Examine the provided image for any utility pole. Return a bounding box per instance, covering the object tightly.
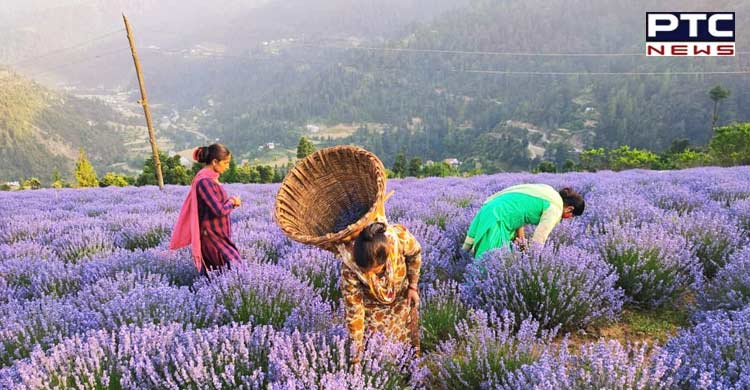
[123,13,164,190]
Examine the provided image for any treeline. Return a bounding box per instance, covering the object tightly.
[1,150,289,191]
[383,122,750,178]
[536,122,749,173]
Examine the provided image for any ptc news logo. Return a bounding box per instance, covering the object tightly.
[646,12,735,56]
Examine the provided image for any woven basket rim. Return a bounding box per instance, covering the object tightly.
[273,145,386,251]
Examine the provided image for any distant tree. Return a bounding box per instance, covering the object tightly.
[273,165,286,183]
[608,145,659,171]
[535,161,557,173]
[296,137,316,159]
[236,162,258,183]
[258,165,275,183]
[74,148,99,187]
[667,138,691,155]
[22,177,42,190]
[407,157,422,177]
[138,153,191,186]
[100,172,129,187]
[0,184,11,191]
[578,148,608,172]
[51,169,68,188]
[192,162,203,176]
[671,149,710,169]
[709,123,750,166]
[221,158,238,183]
[562,159,576,172]
[423,162,459,177]
[392,152,407,178]
[709,85,731,130]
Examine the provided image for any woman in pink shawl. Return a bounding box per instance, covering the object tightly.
[170,143,242,274]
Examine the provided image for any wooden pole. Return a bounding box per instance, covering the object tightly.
[123,13,164,190]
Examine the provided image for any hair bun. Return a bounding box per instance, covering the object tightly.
[193,147,204,162]
[559,187,572,197]
[362,222,386,240]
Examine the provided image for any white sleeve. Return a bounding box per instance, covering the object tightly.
[531,205,562,245]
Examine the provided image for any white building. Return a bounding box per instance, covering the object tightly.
[443,158,461,167]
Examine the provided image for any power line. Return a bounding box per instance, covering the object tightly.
[8,29,124,66]
[454,69,750,76]
[27,48,128,77]
[300,43,750,57]
[141,46,750,77]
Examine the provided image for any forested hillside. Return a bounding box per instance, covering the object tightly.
[0,68,129,181]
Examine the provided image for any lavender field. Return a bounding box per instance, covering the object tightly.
[1,167,749,389]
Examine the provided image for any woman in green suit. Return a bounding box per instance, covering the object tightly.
[462,184,585,259]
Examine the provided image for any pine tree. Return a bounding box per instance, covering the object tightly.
[74,148,99,187]
[407,157,422,177]
[296,136,316,159]
[100,172,129,187]
[392,153,407,178]
[709,85,731,130]
[51,169,65,189]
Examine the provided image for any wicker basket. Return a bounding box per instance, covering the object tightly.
[274,145,389,252]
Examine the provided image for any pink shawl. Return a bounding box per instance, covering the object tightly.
[169,167,219,271]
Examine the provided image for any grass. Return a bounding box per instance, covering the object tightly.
[568,305,690,348]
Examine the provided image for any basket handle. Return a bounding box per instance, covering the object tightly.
[374,190,394,222]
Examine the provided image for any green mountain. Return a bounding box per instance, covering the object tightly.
[0,68,130,182]
[160,0,749,171]
[8,0,747,173]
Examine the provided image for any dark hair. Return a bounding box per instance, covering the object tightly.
[193,143,231,164]
[559,187,585,216]
[353,222,389,271]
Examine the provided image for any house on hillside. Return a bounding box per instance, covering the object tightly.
[4,181,20,190]
[443,158,461,167]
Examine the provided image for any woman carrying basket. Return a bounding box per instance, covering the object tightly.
[274,145,423,360]
[337,220,422,360]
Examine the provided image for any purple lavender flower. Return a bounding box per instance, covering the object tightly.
[420,281,469,352]
[508,340,675,389]
[269,330,417,389]
[463,245,623,330]
[194,263,334,332]
[0,257,81,303]
[661,306,750,389]
[424,309,555,389]
[675,210,744,279]
[594,222,703,308]
[79,248,198,287]
[699,247,750,311]
[2,323,275,389]
[277,244,341,304]
[400,219,469,286]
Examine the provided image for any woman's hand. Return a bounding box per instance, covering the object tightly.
[407,285,420,308]
[229,196,242,208]
[514,236,527,252]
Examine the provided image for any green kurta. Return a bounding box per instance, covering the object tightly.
[463,184,564,259]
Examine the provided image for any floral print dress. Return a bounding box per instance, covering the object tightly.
[340,224,422,355]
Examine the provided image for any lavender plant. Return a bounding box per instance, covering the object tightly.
[595,222,702,308]
[419,281,469,352]
[424,309,555,389]
[462,245,623,331]
[699,247,750,311]
[269,330,417,390]
[660,307,750,389]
